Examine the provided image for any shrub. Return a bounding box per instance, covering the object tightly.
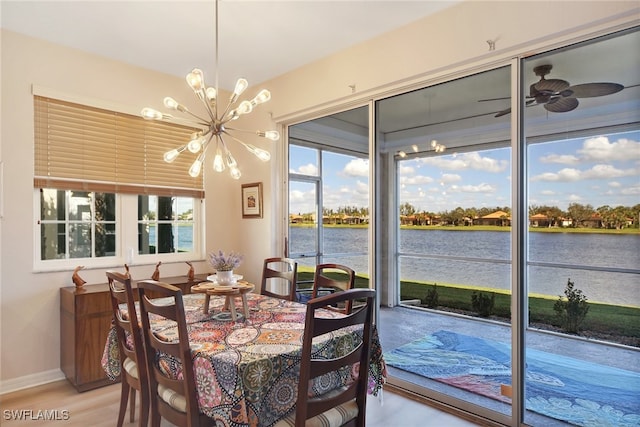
[554,278,589,333]
[424,284,439,308]
[471,291,495,317]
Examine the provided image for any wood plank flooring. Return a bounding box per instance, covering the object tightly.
[1,380,480,426]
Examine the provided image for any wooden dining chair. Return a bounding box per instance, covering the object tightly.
[106,270,150,427]
[137,280,215,427]
[277,288,376,427]
[260,257,298,301]
[311,263,356,314]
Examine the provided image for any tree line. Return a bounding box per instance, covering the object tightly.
[294,203,640,229]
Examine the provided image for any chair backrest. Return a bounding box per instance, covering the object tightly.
[295,288,376,427]
[137,280,203,427]
[260,257,298,301]
[106,270,148,387]
[311,263,356,314]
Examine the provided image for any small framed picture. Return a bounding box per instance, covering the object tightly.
[241,182,263,218]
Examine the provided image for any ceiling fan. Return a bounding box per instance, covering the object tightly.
[482,64,625,117]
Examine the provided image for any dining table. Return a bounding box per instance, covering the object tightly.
[101,289,386,427]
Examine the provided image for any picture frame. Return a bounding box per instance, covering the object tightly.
[241,182,263,218]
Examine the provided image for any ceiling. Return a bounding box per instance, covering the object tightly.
[0,0,459,91]
[294,28,640,155]
[3,1,638,153]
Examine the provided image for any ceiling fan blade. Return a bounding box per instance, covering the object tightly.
[535,78,570,93]
[493,100,536,117]
[478,96,510,102]
[494,108,511,117]
[566,82,624,98]
[544,97,579,113]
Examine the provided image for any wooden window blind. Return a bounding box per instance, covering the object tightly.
[34,95,204,198]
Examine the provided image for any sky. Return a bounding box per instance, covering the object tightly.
[289,129,640,215]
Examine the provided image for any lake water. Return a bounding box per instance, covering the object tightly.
[290,227,640,306]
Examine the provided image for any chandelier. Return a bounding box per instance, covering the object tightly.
[140,0,279,179]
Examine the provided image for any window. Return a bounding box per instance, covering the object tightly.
[138,195,195,255]
[288,106,370,280]
[40,189,116,260]
[33,94,204,270]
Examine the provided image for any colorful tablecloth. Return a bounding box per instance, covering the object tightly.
[101,293,386,427]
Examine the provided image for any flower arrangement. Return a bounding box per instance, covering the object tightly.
[208,250,243,272]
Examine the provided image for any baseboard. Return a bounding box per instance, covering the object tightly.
[0,369,65,395]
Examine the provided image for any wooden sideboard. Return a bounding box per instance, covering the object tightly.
[60,274,209,392]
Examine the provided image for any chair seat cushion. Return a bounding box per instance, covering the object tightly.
[274,399,358,427]
[122,357,139,379]
[158,383,187,413]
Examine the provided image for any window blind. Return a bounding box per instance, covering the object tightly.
[34,96,204,198]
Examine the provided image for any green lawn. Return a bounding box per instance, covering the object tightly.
[296,269,640,346]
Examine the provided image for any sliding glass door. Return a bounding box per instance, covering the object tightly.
[282,26,638,427]
[376,66,515,422]
[523,28,640,426]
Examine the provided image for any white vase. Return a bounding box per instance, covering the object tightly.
[216,270,234,285]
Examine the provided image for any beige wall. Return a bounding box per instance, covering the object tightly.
[1,0,638,392]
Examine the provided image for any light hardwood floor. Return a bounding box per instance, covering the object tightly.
[1,380,480,426]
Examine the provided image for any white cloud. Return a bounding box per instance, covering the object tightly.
[440,173,461,183]
[621,185,640,195]
[581,164,637,179]
[322,179,369,209]
[608,181,621,188]
[289,189,316,214]
[450,183,496,193]
[531,165,637,182]
[296,163,318,175]
[342,158,369,177]
[400,175,434,185]
[399,164,415,175]
[531,168,581,182]
[540,154,580,165]
[578,136,640,162]
[355,180,369,194]
[420,152,508,173]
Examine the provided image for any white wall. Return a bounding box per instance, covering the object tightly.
[1,0,638,392]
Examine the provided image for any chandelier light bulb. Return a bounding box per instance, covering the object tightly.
[163,97,179,110]
[251,89,271,105]
[213,144,225,172]
[141,107,164,120]
[398,151,407,158]
[186,69,205,92]
[188,155,204,177]
[225,150,238,168]
[187,134,204,153]
[164,145,187,163]
[246,144,271,162]
[431,139,438,148]
[229,166,241,180]
[258,130,280,141]
[205,87,217,101]
[227,110,240,121]
[233,78,249,98]
[237,100,253,115]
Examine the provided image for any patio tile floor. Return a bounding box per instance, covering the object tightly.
[378,305,639,426]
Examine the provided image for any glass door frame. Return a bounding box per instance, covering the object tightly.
[277,23,636,427]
